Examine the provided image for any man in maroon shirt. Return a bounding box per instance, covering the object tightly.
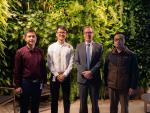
[13,29,47,113]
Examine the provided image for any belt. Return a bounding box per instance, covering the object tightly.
[31,79,40,83]
[23,79,40,83]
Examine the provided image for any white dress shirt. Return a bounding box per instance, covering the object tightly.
[47,41,74,78]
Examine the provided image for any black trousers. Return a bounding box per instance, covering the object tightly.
[79,82,100,113]
[108,88,129,113]
[50,76,70,113]
[20,79,42,113]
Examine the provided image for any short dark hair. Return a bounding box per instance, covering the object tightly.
[56,25,67,32]
[83,26,92,32]
[114,32,128,40]
[24,29,36,37]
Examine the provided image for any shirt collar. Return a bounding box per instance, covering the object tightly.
[112,46,128,54]
[25,45,36,52]
[56,41,67,46]
[85,41,93,46]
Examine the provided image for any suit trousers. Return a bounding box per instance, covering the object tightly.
[108,88,129,113]
[79,81,100,113]
[20,79,42,113]
[50,76,70,113]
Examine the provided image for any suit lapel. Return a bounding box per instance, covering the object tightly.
[91,42,96,64]
[82,43,87,65]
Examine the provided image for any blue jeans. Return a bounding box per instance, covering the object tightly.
[20,79,42,113]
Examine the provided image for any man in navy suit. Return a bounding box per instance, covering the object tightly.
[75,26,103,113]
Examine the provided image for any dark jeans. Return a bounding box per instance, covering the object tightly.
[108,88,129,113]
[79,82,100,113]
[50,76,70,113]
[20,79,42,113]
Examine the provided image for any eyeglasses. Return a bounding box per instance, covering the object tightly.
[84,32,93,34]
[114,38,124,42]
[57,32,66,34]
[27,35,36,38]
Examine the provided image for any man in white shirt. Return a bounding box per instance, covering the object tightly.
[47,26,74,113]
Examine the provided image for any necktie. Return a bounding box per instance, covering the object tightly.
[86,44,91,69]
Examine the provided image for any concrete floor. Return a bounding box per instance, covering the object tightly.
[41,99,147,113]
[0,99,148,113]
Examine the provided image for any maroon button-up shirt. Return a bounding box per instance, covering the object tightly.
[13,46,47,87]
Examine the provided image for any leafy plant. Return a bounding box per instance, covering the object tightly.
[0,0,11,87]
[0,0,150,99]
[123,0,150,90]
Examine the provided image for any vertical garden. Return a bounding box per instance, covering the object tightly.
[0,0,150,100]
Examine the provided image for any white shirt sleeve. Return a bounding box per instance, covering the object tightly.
[47,45,59,77]
[63,46,74,77]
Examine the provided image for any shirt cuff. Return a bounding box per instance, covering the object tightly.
[14,83,21,89]
[63,71,68,77]
[53,72,59,77]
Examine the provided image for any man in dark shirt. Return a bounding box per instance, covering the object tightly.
[13,29,47,113]
[104,32,138,113]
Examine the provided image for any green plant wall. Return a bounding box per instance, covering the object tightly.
[0,0,150,100]
[0,0,11,87]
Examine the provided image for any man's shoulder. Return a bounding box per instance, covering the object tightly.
[49,42,57,46]
[93,42,103,48]
[48,42,56,49]
[65,42,73,49]
[125,48,136,56]
[16,46,27,53]
[76,42,84,48]
[15,46,28,57]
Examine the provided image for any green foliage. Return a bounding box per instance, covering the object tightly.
[0,0,11,27]
[0,0,11,87]
[70,66,79,102]
[0,0,150,99]
[123,0,150,89]
[4,0,125,99]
